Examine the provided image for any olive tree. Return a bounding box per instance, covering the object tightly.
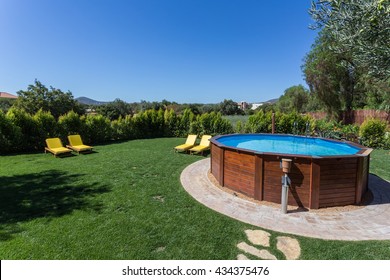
[309,0,390,80]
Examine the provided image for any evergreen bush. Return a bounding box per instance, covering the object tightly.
[0,111,22,153]
[58,111,86,141]
[84,114,112,144]
[0,107,387,154]
[6,107,39,151]
[359,118,387,148]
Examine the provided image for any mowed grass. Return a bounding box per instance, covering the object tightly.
[370,149,390,181]
[0,138,389,259]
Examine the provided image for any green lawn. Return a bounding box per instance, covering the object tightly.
[370,149,390,181]
[0,138,389,259]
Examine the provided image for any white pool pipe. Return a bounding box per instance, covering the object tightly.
[281,159,292,214]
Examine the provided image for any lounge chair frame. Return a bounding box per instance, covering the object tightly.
[174,134,197,153]
[45,138,72,157]
[189,135,212,155]
[66,135,93,154]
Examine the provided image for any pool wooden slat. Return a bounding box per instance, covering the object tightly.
[209,134,371,209]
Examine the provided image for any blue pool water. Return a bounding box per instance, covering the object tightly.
[216,134,361,156]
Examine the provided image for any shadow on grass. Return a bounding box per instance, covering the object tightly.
[0,170,110,241]
[367,174,390,206]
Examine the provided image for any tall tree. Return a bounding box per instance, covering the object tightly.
[219,99,243,115]
[302,31,358,119]
[277,85,310,113]
[309,0,390,80]
[14,80,83,118]
[96,98,133,120]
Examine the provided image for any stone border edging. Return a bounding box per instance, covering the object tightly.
[181,159,390,240]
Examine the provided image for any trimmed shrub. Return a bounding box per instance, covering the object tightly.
[164,109,178,137]
[131,109,165,139]
[359,118,387,148]
[314,119,343,139]
[235,120,244,133]
[58,111,86,141]
[0,111,22,154]
[198,112,215,135]
[5,107,386,155]
[84,114,112,144]
[34,109,57,150]
[276,111,313,135]
[6,107,39,151]
[384,132,390,149]
[211,112,234,135]
[244,110,272,133]
[189,112,234,136]
[177,109,195,137]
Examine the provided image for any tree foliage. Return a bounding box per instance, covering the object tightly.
[277,85,310,113]
[0,98,15,113]
[359,118,388,148]
[96,98,133,120]
[309,0,390,79]
[219,99,243,115]
[302,30,362,119]
[14,80,83,119]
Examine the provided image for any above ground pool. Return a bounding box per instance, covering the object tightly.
[210,134,372,209]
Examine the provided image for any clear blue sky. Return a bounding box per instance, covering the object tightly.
[0,0,317,103]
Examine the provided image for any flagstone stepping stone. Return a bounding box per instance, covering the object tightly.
[237,242,277,260]
[244,229,271,247]
[237,254,250,260]
[154,246,166,253]
[276,236,301,260]
[153,195,165,203]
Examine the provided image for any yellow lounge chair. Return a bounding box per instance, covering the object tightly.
[66,135,93,154]
[189,135,212,155]
[45,138,72,157]
[174,134,197,152]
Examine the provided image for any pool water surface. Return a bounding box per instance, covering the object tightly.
[217,134,360,156]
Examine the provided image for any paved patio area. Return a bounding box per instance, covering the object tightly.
[181,158,390,240]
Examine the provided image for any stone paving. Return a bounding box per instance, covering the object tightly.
[236,229,301,260]
[180,159,390,241]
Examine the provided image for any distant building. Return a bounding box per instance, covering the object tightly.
[251,103,263,110]
[238,101,248,110]
[0,92,17,99]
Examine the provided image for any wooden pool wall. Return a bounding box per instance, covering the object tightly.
[210,135,372,209]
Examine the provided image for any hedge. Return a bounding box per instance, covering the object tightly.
[0,108,387,154]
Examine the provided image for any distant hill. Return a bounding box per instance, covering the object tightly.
[76,97,108,105]
[251,98,279,105]
[265,98,279,104]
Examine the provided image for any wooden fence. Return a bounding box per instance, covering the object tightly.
[308,110,389,125]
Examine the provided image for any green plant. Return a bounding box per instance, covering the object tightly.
[276,111,314,135]
[359,118,387,148]
[34,109,57,149]
[383,131,390,150]
[58,111,86,141]
[177,109,195,137]
[188,112,233,136]
[211,112,234,135]
[340,124,360,142]
[0,111,22,154]
[244,110,272,133]
[164,109,178,137]
[6,107,39,151]
[314,119,343,139]
[84,114,112,144]
[235,120,244,133]
[0,139,389,259]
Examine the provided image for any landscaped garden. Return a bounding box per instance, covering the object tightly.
[0,137,389,259]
